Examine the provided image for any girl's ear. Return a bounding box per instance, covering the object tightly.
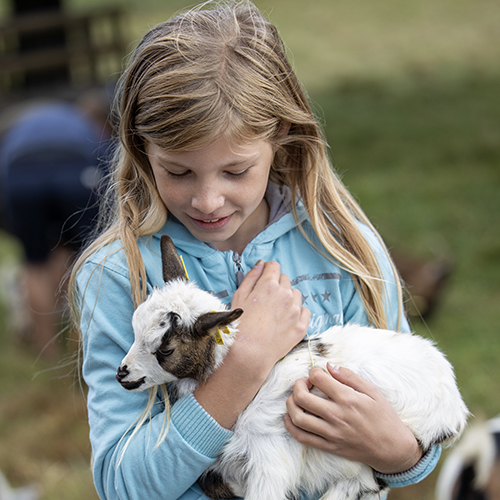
[276,121,291,139]
[160,235,187,283]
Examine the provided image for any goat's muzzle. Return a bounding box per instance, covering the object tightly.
[116,364,146,391]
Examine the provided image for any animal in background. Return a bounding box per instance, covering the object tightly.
[436,416,500,500]
[116,235,469,500]
[392,250,454,321]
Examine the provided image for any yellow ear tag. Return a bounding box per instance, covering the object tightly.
[180,255,190,281]
[210,310,231,345]
[214,328,225,345]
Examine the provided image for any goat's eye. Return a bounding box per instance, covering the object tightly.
[159,321,166,328]
[156,347,174,358]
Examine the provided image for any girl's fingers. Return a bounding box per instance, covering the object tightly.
[278,272,291,288]
[285,365,422,472]
[285,377,338,434]
[325,363,380,400]
[235,259,265,297]
[231,260,310,368]
[283,413,331,449]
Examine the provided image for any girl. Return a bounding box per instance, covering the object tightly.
[70,1,441,499]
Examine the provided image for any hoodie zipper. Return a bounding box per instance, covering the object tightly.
[233,252,245,288]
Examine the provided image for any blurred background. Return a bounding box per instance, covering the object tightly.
[0,0,498,499]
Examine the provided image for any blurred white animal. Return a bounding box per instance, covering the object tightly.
[436,416,500,500]
[0,469,39,500]
[117,235,469,500]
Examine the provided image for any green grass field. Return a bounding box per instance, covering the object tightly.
[0,0,499,498]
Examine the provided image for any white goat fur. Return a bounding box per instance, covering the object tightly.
[119,278,469,500]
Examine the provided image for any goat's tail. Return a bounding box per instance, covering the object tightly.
[436,416,500,500]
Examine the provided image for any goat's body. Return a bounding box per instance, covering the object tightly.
[117,240,468,500]
[172,323,468,500]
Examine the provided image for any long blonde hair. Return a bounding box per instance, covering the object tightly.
[70,0,403,329]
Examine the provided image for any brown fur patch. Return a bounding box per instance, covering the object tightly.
[311,340,329,358]
[198,470,236,500]
[157,332,216,383]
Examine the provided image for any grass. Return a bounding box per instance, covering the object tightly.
[315,74,500,414]
[0,0,499,499]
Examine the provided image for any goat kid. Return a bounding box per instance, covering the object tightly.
[116,235,469,500]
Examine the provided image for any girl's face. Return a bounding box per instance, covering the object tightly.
[147,135,274,253]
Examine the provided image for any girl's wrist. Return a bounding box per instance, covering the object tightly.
[193,345,272,429]
[372,435,423,475]
[228,332,281,378]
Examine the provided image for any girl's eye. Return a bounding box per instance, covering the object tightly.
[165,169,191,178]
[226,168,249,179]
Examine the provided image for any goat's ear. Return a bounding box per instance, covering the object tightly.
[160,235,187,283]
[193,309,244,338]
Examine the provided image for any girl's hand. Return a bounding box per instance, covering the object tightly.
[230,260,311,374]
[194,260,310,429]
[284,363,423,474]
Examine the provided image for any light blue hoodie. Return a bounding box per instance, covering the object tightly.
[77,183,440,500]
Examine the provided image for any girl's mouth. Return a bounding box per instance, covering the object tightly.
[189,214,232,231]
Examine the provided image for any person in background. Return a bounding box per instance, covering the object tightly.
[0,92,112,360]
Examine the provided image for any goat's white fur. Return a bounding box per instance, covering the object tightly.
[118,279,469,500]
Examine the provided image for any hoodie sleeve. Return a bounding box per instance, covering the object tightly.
[77,254,233,500]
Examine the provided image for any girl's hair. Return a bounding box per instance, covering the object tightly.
[70,0,403,329]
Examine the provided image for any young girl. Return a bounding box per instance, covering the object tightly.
[70,2,441,499]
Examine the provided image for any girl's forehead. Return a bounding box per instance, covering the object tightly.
[148,133,270,157]
[141,112,273,153]
[147,135,271,166]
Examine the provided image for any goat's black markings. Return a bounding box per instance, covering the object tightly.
[434,430,457,444]
[354,483,384,500]
[311,341,329,357]
[198,469,236,500]
[120,377,146,391]
[288,339,329,358]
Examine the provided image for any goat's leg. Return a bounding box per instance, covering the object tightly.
[197,469,236,500]
[319,481,386,500]
[242,434,302,500]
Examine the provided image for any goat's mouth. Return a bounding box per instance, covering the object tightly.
[118,377,146,391]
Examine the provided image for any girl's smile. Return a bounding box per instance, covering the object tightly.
[147,136,274,253]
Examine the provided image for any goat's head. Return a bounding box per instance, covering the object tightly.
[116,235,243,391]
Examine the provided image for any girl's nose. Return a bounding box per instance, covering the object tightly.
[191,190,225,214]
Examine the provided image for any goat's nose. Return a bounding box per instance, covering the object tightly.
[116,365,129,382]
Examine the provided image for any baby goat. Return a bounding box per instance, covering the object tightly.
[117,235,469,500]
